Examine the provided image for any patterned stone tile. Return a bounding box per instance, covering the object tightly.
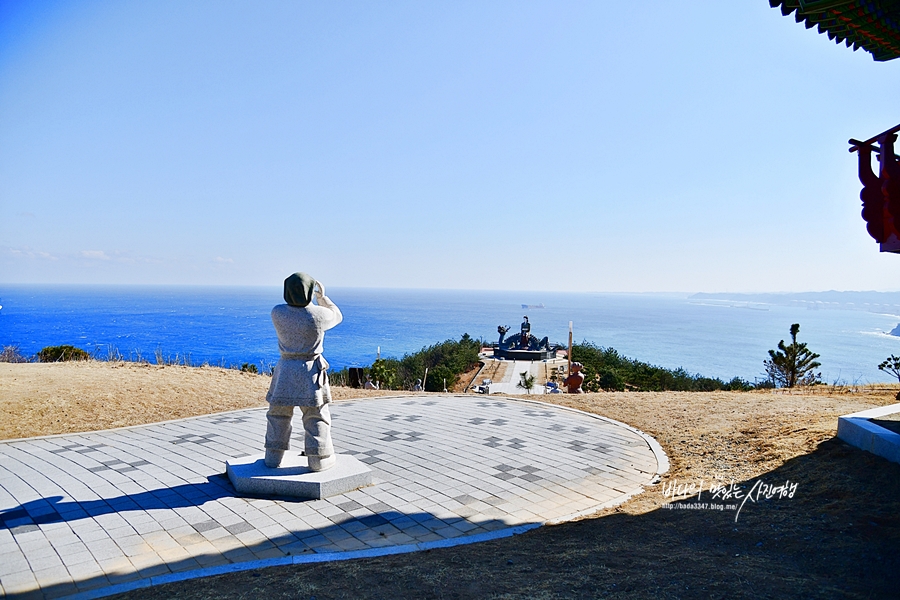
[0,394,664,599]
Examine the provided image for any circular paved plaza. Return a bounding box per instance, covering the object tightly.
[0,394,667,599]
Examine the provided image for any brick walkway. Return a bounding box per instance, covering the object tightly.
[0,394,667,599]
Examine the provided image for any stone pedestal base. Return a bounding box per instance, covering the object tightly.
[226,453,373,499]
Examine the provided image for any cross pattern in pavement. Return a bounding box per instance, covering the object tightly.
[0,395,666,599]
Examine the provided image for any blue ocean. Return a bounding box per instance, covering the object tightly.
[2,285,900,384]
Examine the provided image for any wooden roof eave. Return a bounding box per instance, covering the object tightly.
[809,8,900,58]
[770,0,900,61]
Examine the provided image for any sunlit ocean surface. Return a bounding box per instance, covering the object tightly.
[2,285,900,384]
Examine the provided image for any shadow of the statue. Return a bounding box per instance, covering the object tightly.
[0,474,237,531]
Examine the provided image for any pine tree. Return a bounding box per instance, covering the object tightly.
[763,324,821,388]
[877,355,900,382]
[877,355,900,401]
[516,371,536,394]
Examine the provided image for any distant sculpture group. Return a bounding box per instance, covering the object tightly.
[497,316,552,353]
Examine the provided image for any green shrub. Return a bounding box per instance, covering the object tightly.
[240,363,258,374]
[724,376,755,391]
[597,367,625,392]
[399,334,480,391]
[424,364,457,392]
[370,358,399,389]
[572,342,750,392]
[349,334,480,391]
[37,345,91,362]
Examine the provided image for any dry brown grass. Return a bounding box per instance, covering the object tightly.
[536,386,900,518]
[0,361,413,440]
[450,363,482,393]
[477,359,508,385]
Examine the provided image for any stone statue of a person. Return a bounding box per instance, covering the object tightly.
[564,362,585,394]
[264,273,342,472]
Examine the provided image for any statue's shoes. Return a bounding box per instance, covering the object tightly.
[307,455,336,472]
[264,449,284,468]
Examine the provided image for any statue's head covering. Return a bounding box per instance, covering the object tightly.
[284,272,316,307]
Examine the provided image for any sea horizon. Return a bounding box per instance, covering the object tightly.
[6,282,900,295]
[2,284,900,385]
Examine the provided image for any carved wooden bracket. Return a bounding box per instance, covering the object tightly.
[849,124,900,253]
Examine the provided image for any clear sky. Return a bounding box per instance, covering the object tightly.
[2,1,900,292]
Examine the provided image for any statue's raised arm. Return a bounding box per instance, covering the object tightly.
[264,272,341,472]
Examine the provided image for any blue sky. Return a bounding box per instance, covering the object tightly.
[2,1,899,292]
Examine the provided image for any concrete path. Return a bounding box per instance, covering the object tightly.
[0,394,667,599]
[484,360,544,395]
[479,357,568,395]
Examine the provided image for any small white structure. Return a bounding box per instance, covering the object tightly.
[837,403,900,465]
